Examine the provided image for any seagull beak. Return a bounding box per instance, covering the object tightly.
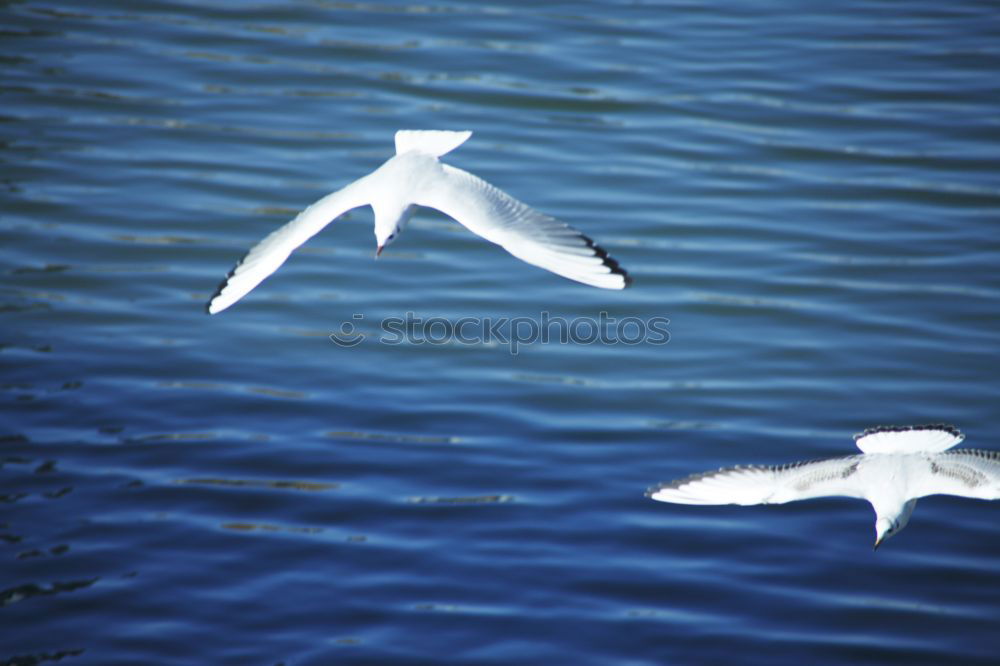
[375,245,384,258]
[873,537,882,552]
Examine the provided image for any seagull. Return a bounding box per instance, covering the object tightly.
[647,424,1000,549]
[206,130,630,314]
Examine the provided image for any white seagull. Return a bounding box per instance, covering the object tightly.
[207,130,630,314]
[648,424,1000,549]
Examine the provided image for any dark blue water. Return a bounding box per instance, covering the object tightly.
[3,1,1000,664]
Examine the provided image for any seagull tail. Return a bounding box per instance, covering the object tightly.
[395,130,472,157]
[854,424,964,454]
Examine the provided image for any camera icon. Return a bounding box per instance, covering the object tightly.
[329,314,365,348]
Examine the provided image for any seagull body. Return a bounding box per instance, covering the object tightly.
[207,130,630,314]
[647,425,1000,548]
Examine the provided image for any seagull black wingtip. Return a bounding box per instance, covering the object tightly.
[579,232,631,288]
[205,255,247,315]
[205,277,229,315]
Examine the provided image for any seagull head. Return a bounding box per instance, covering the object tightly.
[873,517,896,550]
[374,230,397,258]
[374,200,418,259]
[873,499,917,550]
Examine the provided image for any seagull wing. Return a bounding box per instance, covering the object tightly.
[912,450,1000,500]
[416,164,630,290]
[207,177,372,314]
[647,456,867,506]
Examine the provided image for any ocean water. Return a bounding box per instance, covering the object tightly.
[3,1,1000,664]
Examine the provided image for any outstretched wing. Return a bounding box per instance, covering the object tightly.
[207,178,372,314]
[647,456,867,506]
[417,164,630,290]
[912,449,1000,501]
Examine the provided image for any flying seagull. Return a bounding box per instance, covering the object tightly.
[206,130,630,314]
[647,424,1000,549]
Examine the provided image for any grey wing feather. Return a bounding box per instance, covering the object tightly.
[418,164,630,290]
[916,449,1000,500]
[648,456,867,506]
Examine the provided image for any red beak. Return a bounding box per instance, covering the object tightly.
[376,245,384,258]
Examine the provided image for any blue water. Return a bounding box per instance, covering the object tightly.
[3,1,1000,664]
